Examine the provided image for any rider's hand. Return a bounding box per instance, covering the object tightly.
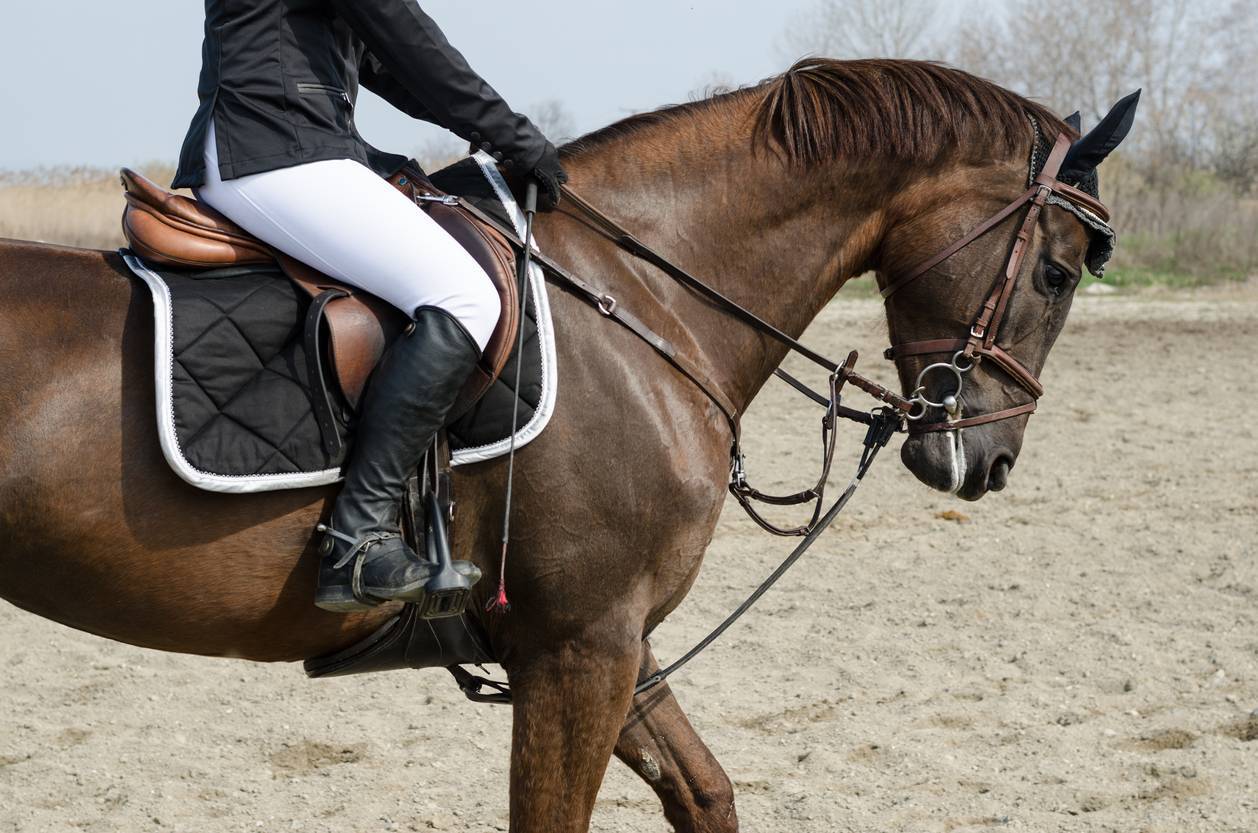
[524,142,568,212]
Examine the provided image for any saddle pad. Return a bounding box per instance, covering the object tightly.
[122,152,558,493]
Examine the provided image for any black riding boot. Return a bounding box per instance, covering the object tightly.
[315,306,483,613]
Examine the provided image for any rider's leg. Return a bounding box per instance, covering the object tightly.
[196,123,498,611]
[196,123,500,349]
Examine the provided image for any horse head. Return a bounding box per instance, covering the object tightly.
[874,90,1140,499]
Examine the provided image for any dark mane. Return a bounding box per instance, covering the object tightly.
[563,58,1069,166]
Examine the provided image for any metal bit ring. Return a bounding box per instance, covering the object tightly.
[912,361,965,409]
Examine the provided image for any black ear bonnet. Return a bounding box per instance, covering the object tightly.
[1027,91,1140,276]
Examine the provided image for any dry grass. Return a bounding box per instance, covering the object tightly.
[2,156,1254,290]
[1102,156,1258,287]
[0,164,176,250]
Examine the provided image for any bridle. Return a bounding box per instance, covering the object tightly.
[880,132,1111,433]
[444,132,1112,703]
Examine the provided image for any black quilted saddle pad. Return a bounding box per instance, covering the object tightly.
[126,157,547,491]
[163,264,335,477]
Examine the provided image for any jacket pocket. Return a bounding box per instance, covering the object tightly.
[295,82,353,132]
[297,82,350,100]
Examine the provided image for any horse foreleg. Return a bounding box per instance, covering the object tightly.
[613,642,738,832]
[505,635,642,833]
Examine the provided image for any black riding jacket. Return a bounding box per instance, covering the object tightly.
[172,0,549,188]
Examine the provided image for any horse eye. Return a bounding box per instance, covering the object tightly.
[1043,262,1071,295]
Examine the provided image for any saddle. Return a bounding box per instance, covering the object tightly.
[119,164,521,425]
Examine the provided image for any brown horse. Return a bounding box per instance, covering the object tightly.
[0,59,1133,832]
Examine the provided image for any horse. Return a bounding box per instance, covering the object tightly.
[0,59,1134,832]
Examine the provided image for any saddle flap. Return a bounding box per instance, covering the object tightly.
[387,166,520,414]
[278,253,403,408]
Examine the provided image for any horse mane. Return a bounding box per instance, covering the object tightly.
[563,58,1069,166]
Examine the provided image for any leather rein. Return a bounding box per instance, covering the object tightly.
[446,133,1107,702]
[450,183,915,540]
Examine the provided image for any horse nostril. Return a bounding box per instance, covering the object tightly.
[987,454,1014,492]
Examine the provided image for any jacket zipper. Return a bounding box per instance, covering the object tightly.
[296,82,352,107]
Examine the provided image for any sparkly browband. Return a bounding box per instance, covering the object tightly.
[1028,116,1116,277]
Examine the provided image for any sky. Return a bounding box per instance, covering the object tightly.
[0,0,844,171]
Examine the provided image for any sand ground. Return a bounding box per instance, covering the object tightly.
[2,282,1255,833]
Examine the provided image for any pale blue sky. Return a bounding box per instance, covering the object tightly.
[0,0,858,171]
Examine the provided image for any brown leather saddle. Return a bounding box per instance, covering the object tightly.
[119,165,521,431]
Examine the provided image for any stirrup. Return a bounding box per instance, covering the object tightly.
[415,490,476,619]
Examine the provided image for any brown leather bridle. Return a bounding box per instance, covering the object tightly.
[880,132,1111,433]
[447,131,1116,704]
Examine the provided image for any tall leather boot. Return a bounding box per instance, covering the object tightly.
[315,306,483,613]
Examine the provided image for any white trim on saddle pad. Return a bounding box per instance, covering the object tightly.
[122,252,345,493]
[120,153,558,492]
[451,152,559,467]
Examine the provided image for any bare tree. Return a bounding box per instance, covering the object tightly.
[948,0,1235,166]
[1201,0,1258,192]
[775,0,1258,277]
[529,99,577,144]
[780,0,943,60]
[943,0,1258,266]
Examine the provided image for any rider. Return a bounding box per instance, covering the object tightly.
[171,1,568,612]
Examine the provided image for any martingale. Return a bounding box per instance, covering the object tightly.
[451,128,1115,703]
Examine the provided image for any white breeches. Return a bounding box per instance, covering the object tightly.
[194,122,500,351]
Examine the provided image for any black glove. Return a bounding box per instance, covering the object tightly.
[525,142,568,212]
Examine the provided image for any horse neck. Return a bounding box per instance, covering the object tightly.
[557,114,903,413]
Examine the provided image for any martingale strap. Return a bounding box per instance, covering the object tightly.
[453,184,914,536]
[447,131,1108,706]
[442,190,911,707]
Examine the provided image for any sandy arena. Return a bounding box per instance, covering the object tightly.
[2,282,1255,833]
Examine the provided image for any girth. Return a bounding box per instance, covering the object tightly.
[878,132,1102,433]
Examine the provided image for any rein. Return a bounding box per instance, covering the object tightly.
[447,186,907,705]
[447,133,1103,702]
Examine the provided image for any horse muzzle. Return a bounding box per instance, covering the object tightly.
[900,426,1020,501]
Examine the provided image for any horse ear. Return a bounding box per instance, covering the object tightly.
[1065,111,1082,133]
[1061,91,1140,180]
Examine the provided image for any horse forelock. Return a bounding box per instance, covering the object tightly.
[563,58,1071,170]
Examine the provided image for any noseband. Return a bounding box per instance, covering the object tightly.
[880,133,1110,433]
